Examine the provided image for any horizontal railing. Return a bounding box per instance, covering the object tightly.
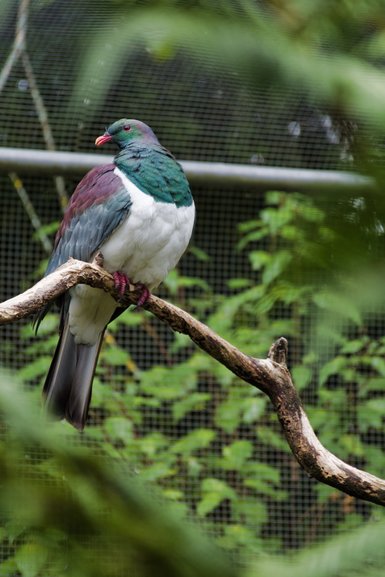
[0,147,374,193]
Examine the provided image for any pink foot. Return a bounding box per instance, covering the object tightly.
[113,271,129,296]
[112,272,150,306]
[136,283,151,307]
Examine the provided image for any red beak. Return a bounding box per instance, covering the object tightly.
[95,133,112,146]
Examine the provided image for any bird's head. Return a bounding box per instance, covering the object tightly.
[95,119,159,149]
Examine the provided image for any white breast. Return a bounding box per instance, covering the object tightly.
[68,168,195,345]
[101,168,195,288]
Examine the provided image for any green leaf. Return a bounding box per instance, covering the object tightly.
[164,269,209,294]
[242,397,267,424]
[197,478,237,517]
[249,250,270,271]
[161,488,185,502]
[24,334,58,356]
[221,440,253,470]
[256,427,290,453]
[196,492,223,517]
[215,398,243,434]
[315,483,339,503]
[187,456,202,477]
[340,337,369,355]
[226,278,253,290]
[358,398,385,430]
[104,417,133,445]
[138,433,168,457]
[360,376,385,394]
[237,227,268,251]
[171,428,215,455]
[24,313,58,337]
[188,246,211,262]
[14,542,48,577]
[262,250,292,285]
[140,364,197,400]
[319,356,347,386]
[280,224,304,242]
[138,461,176,482]
[313,291,362,325]
[232,498,268,527]
[0,557,17,576]
[244,462,281,485]
[265,191,284,206]
[105,346,131,366]
[110,309,144,328]
[17,357,50,381]
[339,434,364,457]
[292,365,313,391]
[369,356,385,376]
[219,523,264,552]
[260,205,293,234]
[244,477,287,500]
[172,393,211,422]
[300,203,325,223]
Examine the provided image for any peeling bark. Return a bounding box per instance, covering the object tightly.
[1,258,385,506]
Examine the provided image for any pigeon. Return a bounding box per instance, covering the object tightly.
[37,119,195,429]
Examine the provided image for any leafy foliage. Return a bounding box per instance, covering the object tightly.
[1,374,385,576]
[13,189,385,569]
[3,0,385,573]
[0,376,239,577]
[79,0,385,143]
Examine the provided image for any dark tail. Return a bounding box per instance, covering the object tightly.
[43,321,104,430]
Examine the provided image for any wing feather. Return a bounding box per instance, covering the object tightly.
[46,164,132,274]
[34,164,132,329]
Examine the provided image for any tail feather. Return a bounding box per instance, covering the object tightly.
[65,338,104,429]
[43,321,104,430]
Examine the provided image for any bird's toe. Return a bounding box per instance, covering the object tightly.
[113,271,130,296]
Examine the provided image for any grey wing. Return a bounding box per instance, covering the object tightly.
[46,166,132,275]
[35,166,131,329]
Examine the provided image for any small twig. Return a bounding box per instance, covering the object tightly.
[0,0,68,208]
[8,172,52,254]
[21,51,68,208]
[1,258,385,507]
[141,318,174,366]
[0,0,29,93]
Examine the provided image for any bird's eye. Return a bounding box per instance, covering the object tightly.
[123,125,131,132]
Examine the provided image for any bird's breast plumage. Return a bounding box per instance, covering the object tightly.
[101,167,195,288]
[68,166,195,345]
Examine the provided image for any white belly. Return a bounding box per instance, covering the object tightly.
[68,168,195,345]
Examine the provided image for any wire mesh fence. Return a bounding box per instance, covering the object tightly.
[0,0,384,575]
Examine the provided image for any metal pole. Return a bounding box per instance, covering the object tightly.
[0,147,375,193]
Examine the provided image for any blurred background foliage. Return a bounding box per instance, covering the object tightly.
[2,378,385,577]
[2,0,385,575]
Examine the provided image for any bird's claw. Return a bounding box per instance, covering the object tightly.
[135,284,150,307]
[113,272,150,306]
[113,271,129,296]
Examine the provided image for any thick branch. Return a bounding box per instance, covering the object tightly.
[1,259,385,506]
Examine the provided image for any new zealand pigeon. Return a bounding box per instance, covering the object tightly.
[37,119,195,430]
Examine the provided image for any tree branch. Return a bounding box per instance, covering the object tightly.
[1,258,385,507]
[21,50,68,208]
[0,0,68,209]
[0,0,29,93]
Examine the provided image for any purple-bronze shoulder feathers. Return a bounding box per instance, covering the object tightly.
[55,164,121,247]
[46,164,132,275]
